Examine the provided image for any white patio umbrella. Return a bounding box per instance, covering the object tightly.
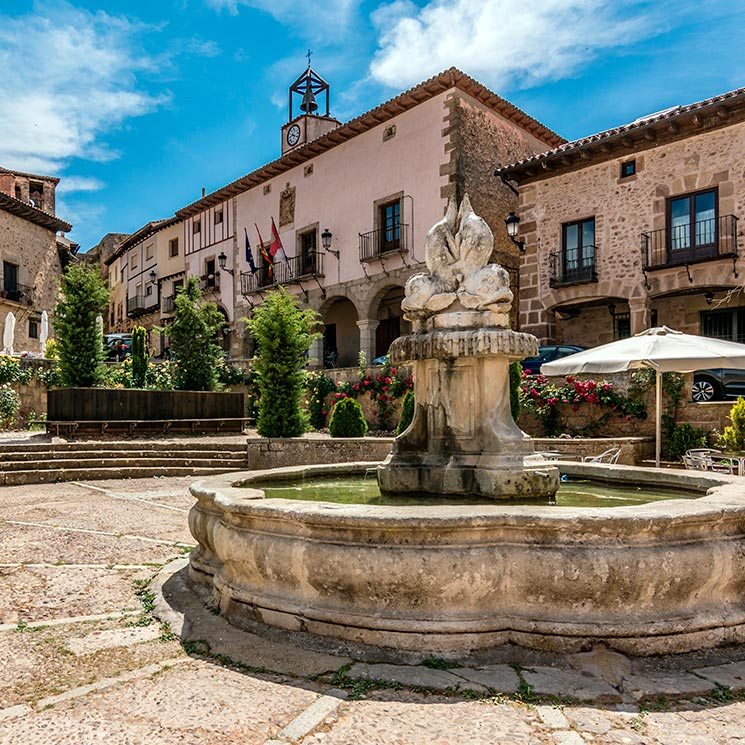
[2,312,16,356]
[540,326,745,467]
[39,310,49,357]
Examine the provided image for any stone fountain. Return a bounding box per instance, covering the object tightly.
[377,194,558,500]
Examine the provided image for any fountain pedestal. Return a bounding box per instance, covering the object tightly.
[378,319,558,500]
[377,194,558,500]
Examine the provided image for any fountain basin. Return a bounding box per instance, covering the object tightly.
[189,462,745,655]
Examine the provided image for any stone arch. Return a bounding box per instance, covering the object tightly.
[320,295,360,368]
[367,283,411,359]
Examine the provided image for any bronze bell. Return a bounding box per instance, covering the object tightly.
[300,88,318,114]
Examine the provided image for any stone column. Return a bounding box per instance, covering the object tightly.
[629,297,651,335]
[357,319,379,364]
[308,336,324,370]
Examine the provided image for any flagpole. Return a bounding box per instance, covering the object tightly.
[655,369,662,468]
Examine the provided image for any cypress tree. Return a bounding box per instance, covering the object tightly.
[131,326,147,388]
[245,287,320,437]
[53,263,110,387]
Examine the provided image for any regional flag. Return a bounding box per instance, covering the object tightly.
[244,228,257,274]
[270,218,288,263]
[255,223,272,276]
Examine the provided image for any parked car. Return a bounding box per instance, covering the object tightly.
[692,369,745,402]
[104,333,132,361]
[372,354,390,365]
[521,345,585,375]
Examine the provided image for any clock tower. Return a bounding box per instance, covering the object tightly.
[281,59,341,155]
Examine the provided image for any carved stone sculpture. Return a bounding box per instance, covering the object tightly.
[377,195,559,500]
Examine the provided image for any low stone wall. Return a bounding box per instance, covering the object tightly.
[531,437,653,466]
[246,437,394,470]
[11,358,52,425]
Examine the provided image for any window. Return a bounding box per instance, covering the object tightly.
[299,230,317,274]
[29,319,38,339]
[561,218,595,282]
[205,258,216,287]
[169,238,179,257]
[146,284,153,297]
[193,220,201,234]
[215,209,223,225]
[701,308,745,343]
[3,261,18,292]
[613,312,631,340]
[668,189,717,260]
[131,253,138,270]
[379,200,401,251]
[145,243,153,260]
[14,185,21,200]
[620,160,636,178]
[120,268,125,282]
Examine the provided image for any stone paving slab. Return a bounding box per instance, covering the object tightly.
[622,672,717,701]
[521,666,623,704]
[0,522,187,566]
[692,659,745,690]
[65,624,163,655]
[449,664,521,693]
[641,703,745,745]
[0,564,150,624]
[346,662,467,692]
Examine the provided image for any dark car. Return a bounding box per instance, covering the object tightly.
[521,345,585,375]
[692,369,745,402]
[104,333,132,361]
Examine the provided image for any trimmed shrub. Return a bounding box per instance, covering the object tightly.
[306,371,336,430]
[329,397,368,438]
[665,423,708,461]
[0,383,19,428]
[397,389,415,434]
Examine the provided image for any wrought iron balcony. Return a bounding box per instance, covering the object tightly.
[359,224,410,262]
[549,249,597,288]
[127,294,158,317]
[200,274,220,293]
[641,214,738,270]
[161,295,176,314]
[240,252,324,295]
[0,282,33,304]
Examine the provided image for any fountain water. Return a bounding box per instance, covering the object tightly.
[377,195,558,500]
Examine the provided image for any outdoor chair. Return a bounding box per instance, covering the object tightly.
[582,447,621,464]
[682,454,709,471]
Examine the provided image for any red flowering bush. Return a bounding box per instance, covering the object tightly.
[519,372,646,436]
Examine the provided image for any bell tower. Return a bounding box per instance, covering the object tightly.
[281,54,341,155]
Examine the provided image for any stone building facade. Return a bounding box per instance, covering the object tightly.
[169,66,562,365]
[497,86,745,349]
[0,168,74,353]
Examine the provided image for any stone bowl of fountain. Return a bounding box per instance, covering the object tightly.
[188,197,745,657]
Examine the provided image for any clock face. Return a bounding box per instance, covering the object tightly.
[287,124,301,146]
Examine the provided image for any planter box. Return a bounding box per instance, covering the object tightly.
[47,388,246,435]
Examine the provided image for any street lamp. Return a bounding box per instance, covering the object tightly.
[504,211,526,254]
[321,228,339,258]
[218,251,234,276]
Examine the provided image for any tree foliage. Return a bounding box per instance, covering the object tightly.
[721,397,745,452]
[397,389,415,435]
[131,326,147,388]
[245,287,320,437]
[166,277,225,391]
[53,262,109,387]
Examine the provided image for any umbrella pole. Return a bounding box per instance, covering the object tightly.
[655,370,662,468]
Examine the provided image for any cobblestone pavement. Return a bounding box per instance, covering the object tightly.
[1,472,745,744]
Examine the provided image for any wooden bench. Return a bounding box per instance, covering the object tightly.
[45,418,251,438]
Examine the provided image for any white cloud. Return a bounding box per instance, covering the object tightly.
[206,0,360,38]
[369,0,653,90]
[55,176,106,194]
[0,3,169,174]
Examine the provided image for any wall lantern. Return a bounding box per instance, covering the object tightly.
[149,270,157,283]
[321,228,339,259]
[218,251,234,276]
[705,291,715,305]
[504,212,526,254]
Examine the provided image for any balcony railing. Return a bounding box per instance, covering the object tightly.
[0,282,33,304]
[359,224,410,262]
[161,295,176,314]
[200,275,220,293]
[127,294,158,317]
[642,214,738,270]
[549,249,597,287]
[240,252,324,295]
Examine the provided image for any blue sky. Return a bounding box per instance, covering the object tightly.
[1,0,744,251]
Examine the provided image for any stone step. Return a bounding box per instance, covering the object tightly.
[0,449,246,464]
[0,441,247,455]
[1,465,242,486]
[0,456,247,472]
